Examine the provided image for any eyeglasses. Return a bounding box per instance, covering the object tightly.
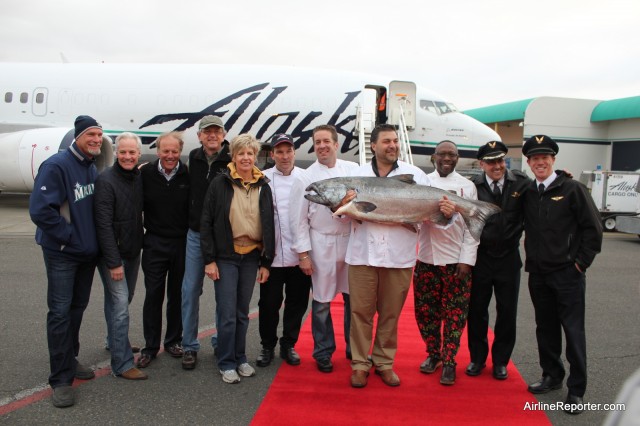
[434,152,458,158]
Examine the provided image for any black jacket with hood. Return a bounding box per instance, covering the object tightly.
[200,170,275,269]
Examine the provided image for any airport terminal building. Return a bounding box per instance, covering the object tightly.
[465,96,640,174]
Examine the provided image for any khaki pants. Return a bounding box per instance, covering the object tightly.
[348,265,412,371]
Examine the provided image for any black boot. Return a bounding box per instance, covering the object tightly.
[256,347,275,367]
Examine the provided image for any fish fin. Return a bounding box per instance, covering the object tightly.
[332,201,376,218]
[461,215,481,242]
[428,211,449,226]
[390,174,416,184]
[353,201,377,213]
[459,201,502,241]
[401,223,418,233]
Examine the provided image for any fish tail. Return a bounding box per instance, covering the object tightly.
[459,201,501,241]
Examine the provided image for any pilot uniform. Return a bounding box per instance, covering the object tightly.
[467,141,530,379]
[522,135,602,413]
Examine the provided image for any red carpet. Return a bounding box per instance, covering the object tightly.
[252,287,550,425]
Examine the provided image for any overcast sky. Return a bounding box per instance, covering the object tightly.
[1,0,638,110]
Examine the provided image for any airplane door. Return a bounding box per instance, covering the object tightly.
[360,88,378,132]
[364,85,388,126]
[31,87,48,117]
[388,81,416,129]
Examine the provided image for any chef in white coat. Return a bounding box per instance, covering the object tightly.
[344,123,431,389]
[414,140,480,387]
[289,124,359,374]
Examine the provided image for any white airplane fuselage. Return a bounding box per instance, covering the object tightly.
[0,63,499,192]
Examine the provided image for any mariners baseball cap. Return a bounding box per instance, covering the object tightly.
[271,133,294,147]
[198,115,225,131]
[74,115,102,139]
[522,135,559,157]
[477,141,508,160]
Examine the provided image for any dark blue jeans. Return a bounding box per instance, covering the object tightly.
[311,293,351,361]
[181,229,206,352]
[215,251,259,371]
[42,248,97,388]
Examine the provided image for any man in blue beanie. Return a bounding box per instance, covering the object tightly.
[29,115,104,408]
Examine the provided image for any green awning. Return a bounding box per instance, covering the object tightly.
[463,98,534,124]
[591,96,640,122]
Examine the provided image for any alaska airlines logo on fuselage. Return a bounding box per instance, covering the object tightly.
[139,83,360,154]
[74,182,94,202]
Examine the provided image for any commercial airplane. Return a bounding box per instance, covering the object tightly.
[0,63,500,193]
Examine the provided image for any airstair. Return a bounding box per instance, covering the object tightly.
[354,88,376,165]
[354,81,416,166]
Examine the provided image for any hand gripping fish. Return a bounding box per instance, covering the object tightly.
[304,174,501,241]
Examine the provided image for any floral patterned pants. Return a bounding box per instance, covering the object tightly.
[413,261,471,366]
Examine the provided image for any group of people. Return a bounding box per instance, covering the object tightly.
[29,114,602,415]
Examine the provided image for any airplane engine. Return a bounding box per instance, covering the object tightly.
[0,128,114,193]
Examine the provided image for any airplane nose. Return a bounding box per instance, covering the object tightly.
[470,118,500,142]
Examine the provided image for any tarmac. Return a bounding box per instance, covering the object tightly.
[0,192,638,425]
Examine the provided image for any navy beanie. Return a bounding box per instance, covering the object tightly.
[74,115,102,139]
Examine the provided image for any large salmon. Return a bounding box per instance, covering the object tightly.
[304,174,501,241]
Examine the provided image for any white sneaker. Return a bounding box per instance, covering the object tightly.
[220,369,241,384]
[237,362,256,377]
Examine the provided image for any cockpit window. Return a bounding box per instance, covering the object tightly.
[420,99,458,115]
[419,100,438,114]
[434,101,458,114]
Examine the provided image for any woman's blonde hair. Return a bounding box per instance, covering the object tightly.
[230,133,261,158]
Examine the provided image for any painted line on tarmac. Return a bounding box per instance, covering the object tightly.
[0,310,258,414]
[0,361,111,415]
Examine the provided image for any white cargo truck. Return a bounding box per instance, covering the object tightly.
[579,171,640,231]
[616,215,640,237]
[613,174,640,237]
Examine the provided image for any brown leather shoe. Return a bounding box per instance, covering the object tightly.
[164,343,184,358]
[182,351,197,370]
[350,370,369,388]
[375,369,400,387]
[120,367,148,380]
[136,354,153,369]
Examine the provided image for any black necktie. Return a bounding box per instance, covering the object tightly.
[492,180,501,196]
[538,183,545,195]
